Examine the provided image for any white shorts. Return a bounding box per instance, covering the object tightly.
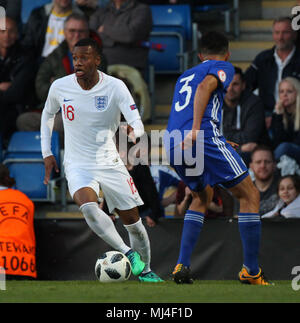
[65,163,144,213]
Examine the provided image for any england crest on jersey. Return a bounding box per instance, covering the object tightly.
[95,96,108,111]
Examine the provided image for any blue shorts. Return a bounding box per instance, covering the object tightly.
[167,135,248,192]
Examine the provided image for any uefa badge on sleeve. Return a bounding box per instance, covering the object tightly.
[95,96,108,111]
[217,70,226,83]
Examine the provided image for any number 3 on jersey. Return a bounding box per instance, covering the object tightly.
[175,73,195,112]
[63,104,75,121]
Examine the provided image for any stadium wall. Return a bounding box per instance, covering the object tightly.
[34,218,300,281]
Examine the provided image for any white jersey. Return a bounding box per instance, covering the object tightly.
[41,71,142,169]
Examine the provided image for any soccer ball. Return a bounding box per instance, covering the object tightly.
[95,251,131,282]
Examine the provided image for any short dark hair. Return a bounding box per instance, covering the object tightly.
[273,16,292,26]
[233,66,245,81]
[250,144,275,162]
[199,31,229,56]
[74,38,101,56]
[64,12,88,28]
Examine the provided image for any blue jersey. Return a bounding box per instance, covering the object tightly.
[163,60,248,191]
[164,60,234,149]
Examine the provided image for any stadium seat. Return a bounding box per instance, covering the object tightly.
[149,4,198,74]
[21,0,52,24]
[148,4,198,121]
[193,0,240,37]
[151,4,193,41]
[149,32,185,74]
[3,131,66,205]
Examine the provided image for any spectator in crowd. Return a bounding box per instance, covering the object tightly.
[262,174,300,219]
[175,181,225,218]
[249,145,280,215]
[22,0,83,61]
[16,13,107,146]
[245,17,300,127]
[108,64,152,122]
[222,67,270,166]
[270,77,300,165]
[74,0,99,20]
[149,164,180,216]
[89,0,152,75]
[0,16,37,146]
[0,0,21,24]
[0,164,36,279]
[174,180,192,217]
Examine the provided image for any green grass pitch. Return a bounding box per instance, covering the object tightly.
[0,280,299,303]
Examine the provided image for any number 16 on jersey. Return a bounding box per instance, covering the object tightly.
[63,104,75,121]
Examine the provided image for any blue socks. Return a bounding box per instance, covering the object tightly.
[176,211,261,274]
[177,210,204,267]
[238,213,261,275]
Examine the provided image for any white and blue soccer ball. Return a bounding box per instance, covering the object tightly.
[95,251,131,283]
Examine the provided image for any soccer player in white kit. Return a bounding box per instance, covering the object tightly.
[40,38,163,282]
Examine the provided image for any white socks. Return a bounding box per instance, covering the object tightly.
[80,202,151,273]
[80,202,131,255]
[124,218,151,273]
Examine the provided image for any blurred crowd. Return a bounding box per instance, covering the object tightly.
[1,0,300,224]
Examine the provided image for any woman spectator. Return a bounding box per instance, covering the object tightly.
[262,174,300,219]
[271,77,300,164]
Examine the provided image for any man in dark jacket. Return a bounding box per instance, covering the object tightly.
[245,17,300,121]
[0,0,21,23]
[89,0,152,74]
[0,16,36,145]
[21,0,83,61]
[222,67,270,166]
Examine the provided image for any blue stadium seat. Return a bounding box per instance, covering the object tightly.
[4,131,60,164]
[21,0,52,24]
[151,4,193,41]
[149,4,198,74]
[149,32,185,74]
[193,0,240,37]
[147,4,198,121]
[3,132,66,203]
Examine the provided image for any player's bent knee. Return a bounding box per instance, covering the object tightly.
[117,207,140,225]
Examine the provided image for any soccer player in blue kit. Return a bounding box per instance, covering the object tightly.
[163,31,272,285]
